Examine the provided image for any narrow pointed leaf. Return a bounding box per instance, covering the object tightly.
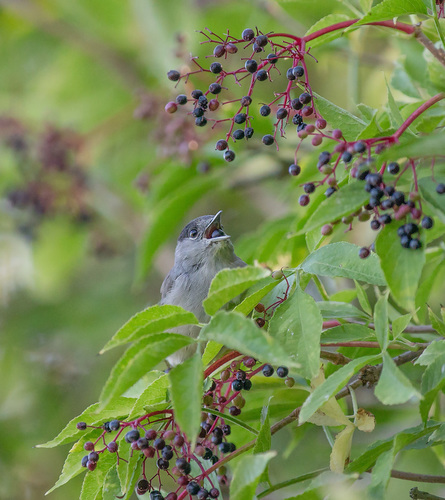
[374,293,389,351]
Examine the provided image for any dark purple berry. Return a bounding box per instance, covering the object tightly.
[325,187,336,197]
[299,194,310,206]
[209,489,219,498]
[213,45,225,57]
[397,225,407,237]
[224,150,235,162]
[234,113,247,124]
[409,238,422,249]
[289,164,301,176]
[109,420,120,431]
[252,42,262,53]
[222,424,231,435]
[176,94,188,105]
[292,114,303,125]
[138,479,149,492]
[231,379,243,391]
[292,66,304,77]
[387,162,400,174]
[404,223,419,235]
[317,151,331,167]
[235,370,246,381]
[229,406,241,416]
[359,247,370,259]
[187,481,201,495]
[262,134,274,146]
[299,92,311,104]
[276,366,289,378]
[76,422,87,431]
[215,139,228,151]
[88,451,99,462]
[370,219,380,230]
[262,364,274,377]
[81,455,89,467]
[392,191,405,206]
[210,62,222,74]
[191,89,203,99]
[193,107,204,118]
[243,379,252,390]
[421,216,433,229]
[384,185,395,196]
[219,442,231,454]
[276,108,288,120]
[240,96,252,107]
[379,214,392,225]
[242,28,255,41]
[400,234,411,248]
[370,187,384,199]
[353,141,366,153]
[167,70,180,81]
[107,441,118,453]
[381,199,394,210]
[286,68,296,80]
[87,460,97,471]
[437,183,445,194]
[125,429,140,443]
[150,490,164,500]
[342,151,352,163]
[245,59,258,73]
[153,438,166,450]
[245,127,254,139]
[256,34,268,47]
[195,116,207,127]
[232,129,244,140]
[197,489,209,500]
[365,173,382,186]
[267,53,278,64]
[137,437,149,449]
[260,105,271,116]
[291,99,303,110]
[256,69,268,81]
[304,183,315,194]
[209,83,222,94]
[162,448,174,460]
[157,458,169,470]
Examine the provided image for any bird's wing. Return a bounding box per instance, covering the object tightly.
[160,266,181,301]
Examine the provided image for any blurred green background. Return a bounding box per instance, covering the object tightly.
[0,1,444,499]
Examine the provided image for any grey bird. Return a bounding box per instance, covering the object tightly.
[160,211,246,366]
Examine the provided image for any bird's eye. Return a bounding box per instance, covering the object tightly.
[189,229,198,239]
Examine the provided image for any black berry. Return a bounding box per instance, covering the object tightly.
[234,113,247,124]
[224,150,235,162]
[291,99,303,110]
[292,66,304,77]
[76,422,87,430]
[242,28,255,41]
[299,92,311,104]
[210,62,222,74]
[195,116,207,127]
[286,68,296,80]
[289,164,301,176]
[299,194,310,206]
[262,134,274,146]
[187,481,201,495]
[243,379,252,390]
[262,364,274,377]
[304,183,315,194]
[231,380,243,391]
[153,438,166,450]
[260,105,271,116]
[325,187,336,197]
[387,162,400,175]
[209,83,222,95]
[245,127,254,139]
[436,183,445,194]
[191,89,203,99]
[215,139,228,151]
[342,151,353,163]
[353,141,366,153]
[245,59,258,73]
[240,96,252,107]
[359,247,370,259]
[176,94,188,105]
[409,238,422,249]
[276,366,289,378]
[392,191,405,206]
[256,69,268,81]
[109,420,120,431]
[233,129,244,140]
[276,108,288,120]
[125,429,140,443]
[267,53,278,64]
[370,220,381,230]
[256,34,268,47]
[167,70,180,81]
[421,216,433,229]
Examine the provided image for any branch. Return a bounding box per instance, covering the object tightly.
[320,350,351,365]
[414,26,445,67]
[391,470,445,484]
[334,319,440,335]
[410,487,445,500]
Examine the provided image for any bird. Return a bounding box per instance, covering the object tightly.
[160,211,246,367]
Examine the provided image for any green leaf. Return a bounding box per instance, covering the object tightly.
[37,398,135,448]
[199,312,300,368]
[169,352,203,445]
[202,340,223,366]
[136,175,215,281]
[358,0,427,24]
[203,266,270,316]
[329,289,357,303]
[374,352,421,404]
[229,451,276,500]
[301,242,386,285]
[80,452,115,500]
[233,278,278,316]
[117,443,143,499]
[381,132,445,163]
[305,14,352,48]
[419,176,445,219]
[102,466,122,500]
[354,280,372,315]
[375,222,425,311]
[391,313,413,340]
[419,379,445,422]
[321,324,375,343]
[99,333,194,408]
[368,449,394,499]
[299,355,380,423]
[269,286,322,379]
[100,305,198,354]
[317,301,368,319]
[253,402,272,454]
[385,79,405,130]
[128,372,169,420]
[374,293,389,351]
[314,93,367,141]
[428,306,445,335]
[206,407,259,435]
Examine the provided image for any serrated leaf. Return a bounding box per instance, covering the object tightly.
[374,352,421,404]
[314,93,367,141]
[269,286,322,379]
[386,79,405,130]
[202,340,223,366]
[375,222,425,311]
[203,266,270,316]
[128,372,169,420]
[229,451,276,500]
[368,449,394,499]
[317,301,368,319]
[99,333,194,408]
[321,324,375,343]
[233,278,278,315]
[419,176,445,219]
[299,355,379,424]
[428,306,445,335]
[391,313,413,340]
[37,398,135,448]
[199,311,301,368]
[117,444,142,499]
[357,0,427,24]
[381,131,445,163]
[330,424,355,473]
[305,14,352,48]
[354,280,372,315]
[80,452,115,500]
[301,242,386,285]
[374,293,389,351]
[100,305,198,354]
[253,401,272,454]
[102,466,122,500]
[169,352,203,445]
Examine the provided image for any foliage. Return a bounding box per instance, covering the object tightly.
[1,1,445,500]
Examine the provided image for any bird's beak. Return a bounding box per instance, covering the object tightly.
[205,211,231,241]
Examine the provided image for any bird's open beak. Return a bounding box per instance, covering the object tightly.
[205,211,231,241]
